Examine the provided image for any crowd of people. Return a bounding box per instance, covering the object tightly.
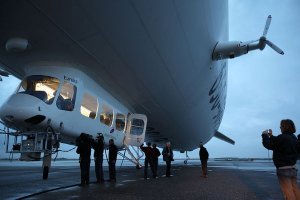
[76,133,118,185]
[75,118,300,200]
[5,118,300,198]
[75,134,187,185]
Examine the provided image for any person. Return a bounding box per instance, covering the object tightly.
[199,144,209,178]
[108,139,118,182]
[76,133,92,186]
[152,143,161,178]
[115,119,123,131]
[162,141,174,177]
[262,119,300,199]
[298,134,300,160]
[140,142,155,179]
[92,133,104,183]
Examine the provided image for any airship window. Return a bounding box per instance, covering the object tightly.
[100,104,113,126]
[115,113,126,131]
[56,81,77,111]
[17,75,60,104]
[80,92,98,119]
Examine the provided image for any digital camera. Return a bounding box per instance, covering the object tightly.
[262,129,269,135]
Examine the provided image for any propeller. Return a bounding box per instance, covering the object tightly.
[248,15,284,55]
[261,15,284,54]
[211,15,284,60]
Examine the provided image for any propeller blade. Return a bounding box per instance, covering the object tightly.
[265,40,284,55]
[263,15,272,37]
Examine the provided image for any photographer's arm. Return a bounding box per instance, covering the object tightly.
[262,134,276,150]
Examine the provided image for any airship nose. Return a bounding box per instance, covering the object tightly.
[0,93,47,130]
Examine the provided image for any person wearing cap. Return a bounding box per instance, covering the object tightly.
[92,133,104,183]
[140,142,156,179]
[199,144,209,178]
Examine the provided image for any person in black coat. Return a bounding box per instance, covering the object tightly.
[92,133,104,183]
[140,142,155,179]
[152,143,161,178]
[262,119,300,199]
[162,141,174,177]
[199,144,209,178]
[108,139,118,182]
[76,133,92,186]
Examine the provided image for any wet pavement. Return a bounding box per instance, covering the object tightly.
[1,160,297,199]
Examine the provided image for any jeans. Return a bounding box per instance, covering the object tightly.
[153,158,158,178]
[94,157,104,182]
[277,168,300,200]
[201,159,208,177]
[144,158,155,178]
[109,160,116,181]
[80,158,90,185]
[166,161,171,177]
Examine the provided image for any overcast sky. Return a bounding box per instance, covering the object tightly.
[206,0,300,158]
[0,0,299,159]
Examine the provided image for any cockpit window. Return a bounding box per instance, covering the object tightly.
[17,75,60,104]
[56,81,77,111]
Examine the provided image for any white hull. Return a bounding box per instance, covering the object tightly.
[0,0,229,151]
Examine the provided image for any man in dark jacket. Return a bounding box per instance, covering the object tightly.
[262,119,300,199]
[140,142,155,179]
[199,144,209,178]
[76,133,92,186]
[152,143,161,178]
[92,133,104,183]
[108,139,118,182]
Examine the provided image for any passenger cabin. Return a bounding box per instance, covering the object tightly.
[2,68,147,158]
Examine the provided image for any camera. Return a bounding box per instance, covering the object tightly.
[261,130,269,137]
[262,129,272,136]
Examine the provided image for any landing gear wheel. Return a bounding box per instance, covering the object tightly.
[184,160,188,165]
[43,166,49,180]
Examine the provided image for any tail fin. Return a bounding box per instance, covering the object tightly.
[214,131,235,145]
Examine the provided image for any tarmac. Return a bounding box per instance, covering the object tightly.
[1,159,298,200]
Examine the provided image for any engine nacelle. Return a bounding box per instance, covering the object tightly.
[212,41,249,61]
